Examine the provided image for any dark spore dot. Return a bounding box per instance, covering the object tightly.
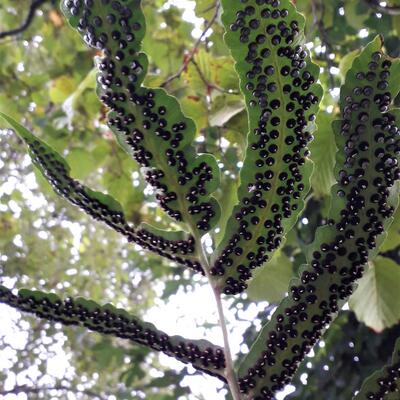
[266,24,276,35]
[265,65,275,76]
[249,19,260,29]
[261,48,271,58]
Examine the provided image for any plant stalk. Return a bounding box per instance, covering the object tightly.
[194,233,242,400]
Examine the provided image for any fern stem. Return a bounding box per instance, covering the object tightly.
[211,284,242,400]
[194,233,242,400]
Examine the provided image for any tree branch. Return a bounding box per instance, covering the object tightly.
[363,0,400,15]
[193,232,242,400]
[161,1,221,88]
[0,0,51,40]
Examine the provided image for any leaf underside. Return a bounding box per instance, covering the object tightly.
[61,0,221,239]
[237,36,400,399]
[0,285,226,381]
[0,112,203,273]
[212,0,322,295]
[353,337,400,399]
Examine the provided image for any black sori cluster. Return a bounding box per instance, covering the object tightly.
[25,137,203,272]
[0,285,226,380]
[353,337,400,400]
[358,348,400,399]
[62,0,220,236]
[212,0,321,295]
[238,40,400,399]
[2,0,400,398]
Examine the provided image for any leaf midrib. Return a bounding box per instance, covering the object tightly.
[218,45,291,277]
[142,130,202,240]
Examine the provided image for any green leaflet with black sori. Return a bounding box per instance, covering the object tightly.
[0,112,202,273]
[212,0,322,295]
[61,0,221,238]
[0,285,226,380]
[237,36,400,399]
[353,337,400,399]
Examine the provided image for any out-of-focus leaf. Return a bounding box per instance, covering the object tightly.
[49,75,76,104]
[344,0,369,30]
[62,68,97,127]
[350,257,400,332]
[209,101,245,127]
[339,49,360,83]
[180,95,209,130]
[65,147,96,179]
[195,0,216,19]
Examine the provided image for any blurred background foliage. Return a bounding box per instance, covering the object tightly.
[0,0,399,399]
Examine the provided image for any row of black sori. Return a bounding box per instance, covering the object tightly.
[362,355,400,399]
[237,43,400,398]
[0,285,226,380]
[62,0,220,236]
[25,136,203,272]
[212,0,322,296]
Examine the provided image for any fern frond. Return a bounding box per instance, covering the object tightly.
[61,0,221,238]
[237,36,400,399]
[0,285,226,380]
[213,0,322,295]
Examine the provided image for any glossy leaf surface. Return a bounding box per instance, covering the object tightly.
[212,0,322,295]
[237,36,400,398]
[0,112,202,272]
[353,337,400,399]
[61,0,221,236]
[0,285,226,380]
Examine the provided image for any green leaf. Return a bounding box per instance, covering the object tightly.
[65,147,96,179]
[214,177,239,247]
[179,95,209,130]
[379,205,400,252]
[349,257,400,332]
[353,337,400,399]
[211,56,241,91]
[209,101,245,127]
[0,112,201,271]
[123,365,146,386]
[61,0,221,236]
[247,250,294,304]
[344,0,370,30]
[195,0,216,19]
[339,49,361,84]
[0,93,19,119]
[211,0,323,295]
[0,285,226,380]
[62,68,97,128]
[309,111,337,197]
[237,36,400,398]
[49,75,76,104]
[92,339,125,370]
